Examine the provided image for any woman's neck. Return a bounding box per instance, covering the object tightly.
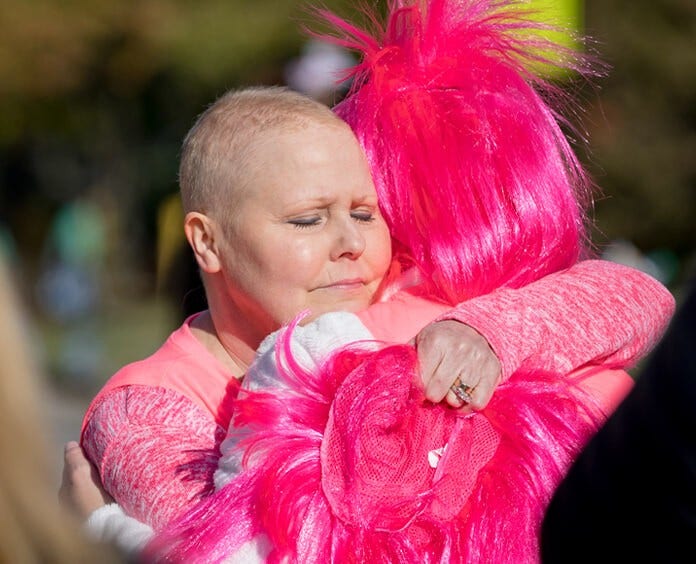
[190,310,256,378]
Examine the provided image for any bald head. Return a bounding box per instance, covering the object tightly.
[179,86,343,222]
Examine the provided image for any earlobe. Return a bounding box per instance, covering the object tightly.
[184,212,222,273]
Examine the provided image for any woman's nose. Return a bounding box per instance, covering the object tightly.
[331,219,366,260]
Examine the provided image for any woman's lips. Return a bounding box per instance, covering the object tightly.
[318,279,364,290]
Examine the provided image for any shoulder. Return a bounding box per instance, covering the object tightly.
[96,319,199,389]
[82,385,223,460]
[85,385,220,433]
[84,314,234,427]
[358,289,449,343]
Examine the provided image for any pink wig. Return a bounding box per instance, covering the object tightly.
[316,0,601,303]
[147,320,603,563]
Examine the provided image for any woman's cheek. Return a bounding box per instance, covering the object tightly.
[286,238,327,274]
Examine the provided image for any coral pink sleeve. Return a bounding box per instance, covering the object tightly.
[81,386,224,531]
[440,260,676,381]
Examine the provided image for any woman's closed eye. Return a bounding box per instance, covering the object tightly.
[288,215,323,229]
[351,210,376,223]
[287,208,377,229]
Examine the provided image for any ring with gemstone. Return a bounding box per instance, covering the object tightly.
[450,378,474,403]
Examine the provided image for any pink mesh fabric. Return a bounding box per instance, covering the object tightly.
[321,345,499,530]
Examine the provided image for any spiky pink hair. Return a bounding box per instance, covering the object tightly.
[314,0,601,304]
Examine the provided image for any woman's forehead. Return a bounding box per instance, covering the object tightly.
[243,120,367,182]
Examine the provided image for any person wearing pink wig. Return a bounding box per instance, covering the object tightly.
[63,85,671,560]
[139,1,677,562]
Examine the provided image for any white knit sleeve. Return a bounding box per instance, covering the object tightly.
[83,503,154,557]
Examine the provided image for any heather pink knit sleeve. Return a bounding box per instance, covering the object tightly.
[81,386,225,531]
[441,260,675,381]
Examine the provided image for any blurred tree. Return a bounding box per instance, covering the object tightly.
[582,0,695,280]
[0,0,692,302]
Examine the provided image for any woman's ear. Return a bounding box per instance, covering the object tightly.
[184,212,222,273]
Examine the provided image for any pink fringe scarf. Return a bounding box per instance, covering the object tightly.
[147,321,603,563]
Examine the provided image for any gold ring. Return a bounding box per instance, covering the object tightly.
[450,378,473,403]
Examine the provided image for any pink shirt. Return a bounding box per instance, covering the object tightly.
[82,314,238,433]
[81,259,674,530]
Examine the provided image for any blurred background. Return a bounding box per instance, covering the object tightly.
[0,0,694,483]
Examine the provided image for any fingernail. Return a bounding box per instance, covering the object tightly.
[64,441,79,452]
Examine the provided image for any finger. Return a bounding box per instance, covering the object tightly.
[424,351,477,402]
[63,441,91,478]
[418,341,481,401]
[424,367,456,402]
[461,385,487,411]
[447,388,472,411]
[64,440,82,459]
[457,367,500,411]
[468,379,495,410]
[59,441,84,507]
[447,377,475,410]
[417,349,447,397]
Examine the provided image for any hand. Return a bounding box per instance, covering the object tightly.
[58,441,114,520]
[413,319,502,412]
